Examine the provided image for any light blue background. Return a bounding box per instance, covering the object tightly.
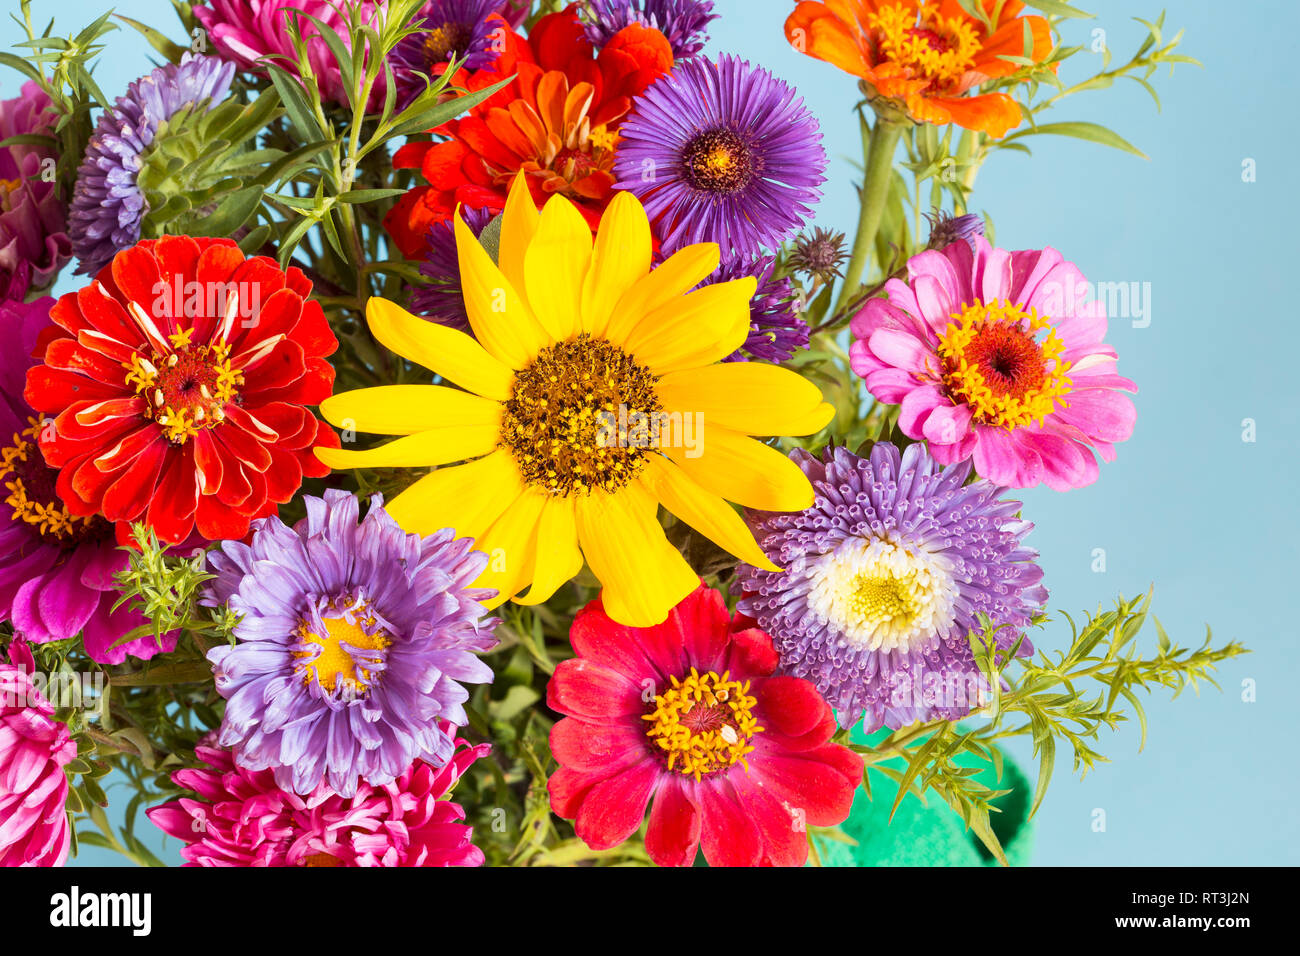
[7,0,1293,866]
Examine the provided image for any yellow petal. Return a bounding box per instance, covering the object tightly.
[601,243,720,346]
[575,483,699,627]
[315,421,499,469]
[656,364,834,436]
[514,495,582,605]
[665,427,814,513]
[367,298,514,401]
[498,171,539,299]
[642,456,779,572]
[582,190,651,337]
[386,450,525,541]
[456,211,552,367]
[474,489,547,608]
[621,277,755,375]
[320,384,501,436]
[523,194,592,341]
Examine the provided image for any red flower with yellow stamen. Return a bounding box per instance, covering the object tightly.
[547,584,862,867]
[24,236,339,545]
[784,0,1053,137]
[384,7,673,258]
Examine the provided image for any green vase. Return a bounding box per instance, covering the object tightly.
[814,724,1035,867]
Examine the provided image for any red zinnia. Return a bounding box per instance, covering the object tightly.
[547,583,862,867]
[384,7,673,258]
[24,236,339,544]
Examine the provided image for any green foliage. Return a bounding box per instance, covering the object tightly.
[848,591,1247,864]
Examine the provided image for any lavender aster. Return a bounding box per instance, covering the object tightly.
[203,490,498,798]
[735,442,1047,732]
[69,53,235,276]
[613,54,826,259]
[702,254,808,363]
[581,0,718,58]
[410,205,496,331]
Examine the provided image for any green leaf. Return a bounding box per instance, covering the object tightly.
[1005,121,1148,159]
[115,14,187,62]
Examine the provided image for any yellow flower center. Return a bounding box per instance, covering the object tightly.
[682,128,757,194]
[123,331,243,444]
[499,334,661,497]
[809,539,958,652]
[1,419,101,542]
[937,299,1072,430]
[643,669,763,780]
[868,3,980,89]
[295,606,391,696]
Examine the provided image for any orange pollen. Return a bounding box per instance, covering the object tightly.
[642,669,763,781]
[300,853,344,867]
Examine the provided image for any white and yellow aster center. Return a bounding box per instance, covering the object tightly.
[808,538,957,652]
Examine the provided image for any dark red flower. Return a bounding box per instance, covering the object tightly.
[547,583,862,867]
[383,7,673,258]
[24,236,339,545]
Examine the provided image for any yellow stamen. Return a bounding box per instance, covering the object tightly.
[642,669,763,781]
[294,605,391,696]
[868,3,980,89]
[937,299,1073,430]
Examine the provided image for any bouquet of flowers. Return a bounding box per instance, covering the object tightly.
[0,0,1245,868]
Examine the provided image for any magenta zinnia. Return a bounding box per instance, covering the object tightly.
[849,238,1137,490]
[147,731,489,866]
[0,639,77,867]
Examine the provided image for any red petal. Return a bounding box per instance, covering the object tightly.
[573,761,658,851]
[697,777,763,866]
[644,776,701,867]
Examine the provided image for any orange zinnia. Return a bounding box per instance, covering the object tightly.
[785,0,1053,137]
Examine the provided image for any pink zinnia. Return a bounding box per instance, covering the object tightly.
[0,639,77,867]
[0,81,71,299]
[147,729,489,866]
[849,237,1137,490]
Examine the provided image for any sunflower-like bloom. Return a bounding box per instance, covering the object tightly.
[319,174,833,627]
[784,0,1053,138]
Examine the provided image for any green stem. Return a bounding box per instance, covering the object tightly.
[833,115,905,320]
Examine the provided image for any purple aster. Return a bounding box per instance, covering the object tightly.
[0,298,177,664]
[0,81,71,298]
[391,0,508,109]
[68,53,235,276]
[203,490,498,798]
[925,209,985,251]
[701,254,808,363]
[613,54,826,259]
[580,0,718,59]
[409,204,496,331]
[734,442,1047,732]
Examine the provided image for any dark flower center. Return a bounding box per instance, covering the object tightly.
[499,334,661,497]
[960,324,1047,399]
[907,27,951,54]
[681,128,758,194]
[423,21,473,63]
[125,339,243,444]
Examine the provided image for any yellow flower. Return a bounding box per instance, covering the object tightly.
[317,174,832,627]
